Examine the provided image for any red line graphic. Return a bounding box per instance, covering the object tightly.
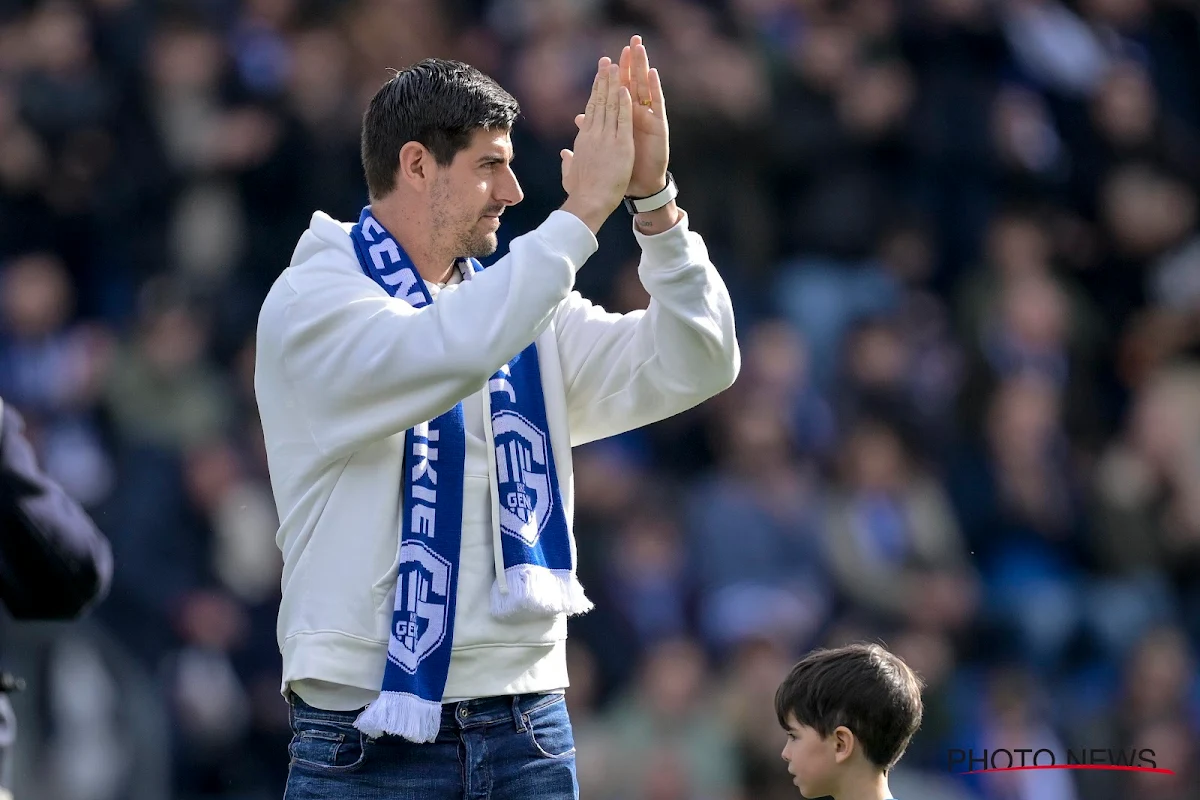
[963,765,1175,775]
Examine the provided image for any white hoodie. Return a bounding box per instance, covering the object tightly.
[254,208,739,709]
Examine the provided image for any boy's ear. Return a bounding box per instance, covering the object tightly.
[832,726,856,764]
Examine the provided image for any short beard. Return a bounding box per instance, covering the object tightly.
[460,229,498,259]
[431,180,498,260]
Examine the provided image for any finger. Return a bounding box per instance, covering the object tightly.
[605,62,620,132]
[597,57,614,129]
[574,113,585,130]
[617,85,632,132]
[585,66,603,130]
[588,58,611,130]
[634,41,652,106]
[619,45,632,91]
[649,67,666,116]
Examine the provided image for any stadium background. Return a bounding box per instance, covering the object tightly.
[1,0,1199,798]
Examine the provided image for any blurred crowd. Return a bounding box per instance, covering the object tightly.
[1,0,1199,798]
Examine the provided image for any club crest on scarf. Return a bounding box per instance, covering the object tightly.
[494,410,553,546]
[490,364,553,546]
[390,540,451,673]
[387,420,452,673]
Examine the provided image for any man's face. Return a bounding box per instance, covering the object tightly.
[781,714,839,798]
[430,128,523,260]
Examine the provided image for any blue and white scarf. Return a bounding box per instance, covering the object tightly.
[347,207,592,742]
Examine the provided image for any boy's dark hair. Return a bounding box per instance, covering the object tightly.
[775,643,924,773]
[360,58,520,200]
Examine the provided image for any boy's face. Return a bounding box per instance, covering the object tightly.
[781,713,839,798]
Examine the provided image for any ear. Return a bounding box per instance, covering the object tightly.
[398,141,435,191]
[832,726,856,764]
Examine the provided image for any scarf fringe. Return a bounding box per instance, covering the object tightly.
[490,564,593,620]
[354,690,441,743]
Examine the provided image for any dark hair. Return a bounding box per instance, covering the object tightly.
[775,643,924,773]
[360,58,520,200]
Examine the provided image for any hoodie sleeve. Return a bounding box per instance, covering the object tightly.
[552,211,740,446]
[256,211,597,460]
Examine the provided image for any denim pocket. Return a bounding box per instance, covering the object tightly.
[289,720,368,772]
[523,695,576,759]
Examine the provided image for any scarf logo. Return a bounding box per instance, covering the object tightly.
[493,411,553,547]
[389,540,451,674]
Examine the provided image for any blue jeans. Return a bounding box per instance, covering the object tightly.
[283,691,579,799]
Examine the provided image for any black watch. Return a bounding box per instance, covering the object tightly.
[623,172,678,215]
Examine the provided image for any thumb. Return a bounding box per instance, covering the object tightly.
[560,149,573,183]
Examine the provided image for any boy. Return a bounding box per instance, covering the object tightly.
[775,643,924,800]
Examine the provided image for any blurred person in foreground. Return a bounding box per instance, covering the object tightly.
[253,37,739,800]
[0,395,113,798]
[776,643,924,800]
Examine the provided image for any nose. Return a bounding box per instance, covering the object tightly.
[497,164,524,207]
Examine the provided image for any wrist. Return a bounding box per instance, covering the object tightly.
[633,202,682,235]
[560,197,612,235]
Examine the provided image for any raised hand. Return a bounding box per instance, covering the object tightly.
[560,58,636,234]
[619,35,669,199]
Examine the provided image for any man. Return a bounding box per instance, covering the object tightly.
[0,396,113,798]
[254,36,739,799]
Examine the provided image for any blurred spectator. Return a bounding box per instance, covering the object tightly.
[1093,364,1200,643]
[715,636,797,800]
[824,416,979,634]
[601,496,694,655]
[596,638,742,800]
[1069,625,1200,800]
[0,252,113,505]
[736,320,837,459]
[951,373,1095,669]
[687,391,831,656]
[101,281,233,452]
[968,666,1080,800]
